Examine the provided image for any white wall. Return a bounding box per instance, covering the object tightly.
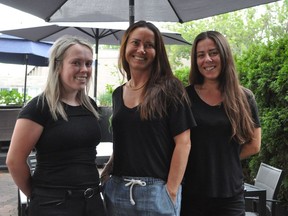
[0,49,121,99]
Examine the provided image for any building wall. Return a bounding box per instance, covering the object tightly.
[0,49,121,100]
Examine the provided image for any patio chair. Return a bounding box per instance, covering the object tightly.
[245,162,284,216]
[18,152,36,216]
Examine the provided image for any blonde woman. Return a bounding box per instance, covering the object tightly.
[6,35,106,216]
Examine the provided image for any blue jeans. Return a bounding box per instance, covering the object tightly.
[103,176,182,216]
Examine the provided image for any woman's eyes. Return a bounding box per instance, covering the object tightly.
[85,62,93,67]
[71,61,93,67]
[131,40,139,46]
[72,61,81,66]
[209,50,219,57]
[197,53,205,58]
[145,43,154,49]
[197,50,219,59]
[131,40,154,49]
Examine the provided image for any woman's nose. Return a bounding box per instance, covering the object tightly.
[204,53,213,62]
[80,64,88,71]
[138,44,146,54]
[80,62,92,72]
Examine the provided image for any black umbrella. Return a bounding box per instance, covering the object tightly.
[0,0,280,25]
[0,34,51,103]
[1,23,191,98]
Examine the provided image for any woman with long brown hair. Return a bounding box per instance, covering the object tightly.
[181,31,261,216]
[101,20,196,216]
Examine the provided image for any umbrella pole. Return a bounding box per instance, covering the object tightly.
[129,0,135,25]
[23,54,28,104]
[94,29,99,100]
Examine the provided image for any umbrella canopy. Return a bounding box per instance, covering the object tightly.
[0,0,280,25]
[0,34,51,103]
[1,23,191,98]
[0,34,50,66]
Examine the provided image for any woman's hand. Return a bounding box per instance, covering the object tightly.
[100,153,114,185]
[166,184,177,204]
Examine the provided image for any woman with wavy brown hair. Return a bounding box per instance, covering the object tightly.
[101,20,196,216]
[181,31,261,216]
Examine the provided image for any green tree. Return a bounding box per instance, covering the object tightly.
[164,0,287,68]
[174,66,190,87]
[98,84,114,106]
[237,35,288,208]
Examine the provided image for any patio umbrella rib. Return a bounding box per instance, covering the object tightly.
[167,0,184,23]
[162,34,191,46]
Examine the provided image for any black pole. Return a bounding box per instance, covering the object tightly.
[23,54,28,104]
[94,29,99,99]
[129,0,134,25]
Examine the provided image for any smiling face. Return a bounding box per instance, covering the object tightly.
[125,27,156,73]
[59,44,93,94]
[196,38,222,82]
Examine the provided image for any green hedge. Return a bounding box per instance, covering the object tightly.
[237,35,288,208]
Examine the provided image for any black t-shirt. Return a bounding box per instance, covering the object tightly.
[18,96,102,189]
[111,85,196,181]
[184,85,261,198]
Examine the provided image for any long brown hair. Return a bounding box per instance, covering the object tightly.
[118,20,189,120]
[190,31,255,144]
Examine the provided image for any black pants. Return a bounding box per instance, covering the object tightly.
[28,187,106,216]
[181,191,245,216]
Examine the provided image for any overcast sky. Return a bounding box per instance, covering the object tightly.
[0,4,43,73]
[0,3,45,31]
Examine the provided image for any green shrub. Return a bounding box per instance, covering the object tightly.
[98,84,114,106]
[0,89,29,106]
[174,66,190,87]
[237,35,288,207]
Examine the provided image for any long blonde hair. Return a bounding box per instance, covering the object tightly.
[42,35,99,121]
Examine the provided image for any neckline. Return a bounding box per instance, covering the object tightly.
[121,85,139,110]
[61,101,82,107]
[193,85,222,108]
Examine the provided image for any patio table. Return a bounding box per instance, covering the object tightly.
[244,183,267,216]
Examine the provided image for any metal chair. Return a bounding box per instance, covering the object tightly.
[245,162,284,216]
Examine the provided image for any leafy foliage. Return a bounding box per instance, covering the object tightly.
[174,66,190,87]
[98,84,114,106]
[237,35,288,207]
[164,0,288,68]
[0,89,29,106]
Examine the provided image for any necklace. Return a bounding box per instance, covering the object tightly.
[127,80,147,91]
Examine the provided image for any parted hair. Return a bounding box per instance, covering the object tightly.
[189,31,255,144]
[41,35,99,121]
[118,20,190,120]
